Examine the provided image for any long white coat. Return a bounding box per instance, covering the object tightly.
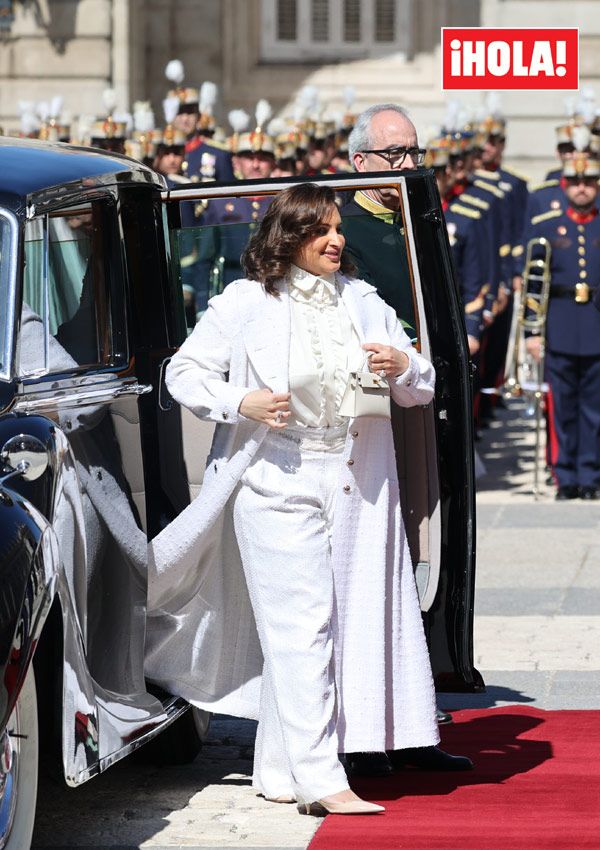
[145,275,440,752]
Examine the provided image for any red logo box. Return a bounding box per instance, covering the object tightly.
[442,28,579,91]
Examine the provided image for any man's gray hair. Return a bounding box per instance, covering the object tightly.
[348,103,411,167]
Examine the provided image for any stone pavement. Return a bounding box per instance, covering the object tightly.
[32,400,600,850]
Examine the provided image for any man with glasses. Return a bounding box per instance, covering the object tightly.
[340,104,472,779]
[340,104,425,335]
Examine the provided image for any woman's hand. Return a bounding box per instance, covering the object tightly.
[239,389,291,429]
[363,343,410,378]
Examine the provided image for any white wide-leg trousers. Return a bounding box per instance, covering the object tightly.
[232,425,350,803]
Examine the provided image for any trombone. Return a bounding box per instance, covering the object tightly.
[486,237,552,496]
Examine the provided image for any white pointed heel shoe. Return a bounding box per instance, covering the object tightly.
[298,798,385,816]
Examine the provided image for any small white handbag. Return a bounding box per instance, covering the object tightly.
[339,364,391,419]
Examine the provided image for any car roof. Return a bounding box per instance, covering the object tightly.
[0,137,164,213]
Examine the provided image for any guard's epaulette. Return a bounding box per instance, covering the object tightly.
[502,164,530,183]
[473,179,505,199]
[531,179,559,192]
[460,193,490,211]
[449,203,481,219]
[530,208,561,225]
[205,138,228,151]
[474,168,500,181]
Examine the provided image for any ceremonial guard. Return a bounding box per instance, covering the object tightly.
[444,133,499,317]
[153,96,189,189]
[524,126,599,225]
[523,151,600,499]
[37,96,70,143]
[545,92,597,180]
[164,60,234,184]
[475,106,529,283]
[302,118,338,175]
[429,142,488,355]
[181,101,276,322]
[88,89,129,155]
[126,101,157,167]
[268,119,302,177]
[471,109,528,415]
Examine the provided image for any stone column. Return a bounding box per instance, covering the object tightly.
[112,0,147,111]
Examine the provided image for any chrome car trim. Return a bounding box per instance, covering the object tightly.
[96,694,188,776]
[42,214,50,375]
[13,382,152,414]
[0,726,17,845]
[0,434,49,483]
[161,172,409,203]
[0,208,19,384]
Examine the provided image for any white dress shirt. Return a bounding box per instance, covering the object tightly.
[287,264,364,428]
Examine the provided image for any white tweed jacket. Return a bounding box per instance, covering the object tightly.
[145,275,439,751]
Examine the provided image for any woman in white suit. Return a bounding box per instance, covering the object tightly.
[153,183,441,816]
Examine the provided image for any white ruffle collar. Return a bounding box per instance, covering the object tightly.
[288,264,338,306]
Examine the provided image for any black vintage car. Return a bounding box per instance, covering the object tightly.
[0,138,482,848]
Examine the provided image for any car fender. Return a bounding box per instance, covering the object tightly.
[0,416,100,783]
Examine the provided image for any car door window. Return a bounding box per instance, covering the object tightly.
[20,200,128,376]
[169,194,275,327]
[0,209,17,381]
[166,187,423,345]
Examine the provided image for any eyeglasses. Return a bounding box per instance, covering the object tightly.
[360,146,426,168]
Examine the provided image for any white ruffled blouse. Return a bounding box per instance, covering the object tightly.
[287,264,364,428]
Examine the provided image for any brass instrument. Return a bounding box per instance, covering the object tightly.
[486,237,552,496]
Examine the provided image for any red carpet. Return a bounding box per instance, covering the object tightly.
[308,706,600,850]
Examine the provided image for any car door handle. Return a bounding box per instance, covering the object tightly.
[14,382,153,413]
[112,383,153,398]
[157,358,174,412]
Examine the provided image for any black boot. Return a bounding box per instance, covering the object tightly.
[556,485,579,500]
[344,752,393,778]
[388,746,473,772]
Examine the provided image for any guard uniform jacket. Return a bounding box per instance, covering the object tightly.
[469,172,513,290]
[513,178,563,276]
[479,165,530,279]
[443,201,489,341]
[523,204,600,356]
[454,181,504,311]
[182,195,272,314]
[184,137,235,185]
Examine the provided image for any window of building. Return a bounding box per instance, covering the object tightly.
[261,0,411,61]
[343,0,361,43]
[277,0,297,39]
[375,0,395,42]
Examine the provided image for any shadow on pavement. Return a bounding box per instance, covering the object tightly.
[32,717,258,849]
[439,685,536,710]
[476,401,546,494]
[352,711,551,801]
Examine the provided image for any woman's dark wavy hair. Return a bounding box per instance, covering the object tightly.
[241,183,355,295]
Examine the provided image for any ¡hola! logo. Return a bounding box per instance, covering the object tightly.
[441,28,579,91]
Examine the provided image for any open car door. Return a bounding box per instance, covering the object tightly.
[158,171,484,694]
